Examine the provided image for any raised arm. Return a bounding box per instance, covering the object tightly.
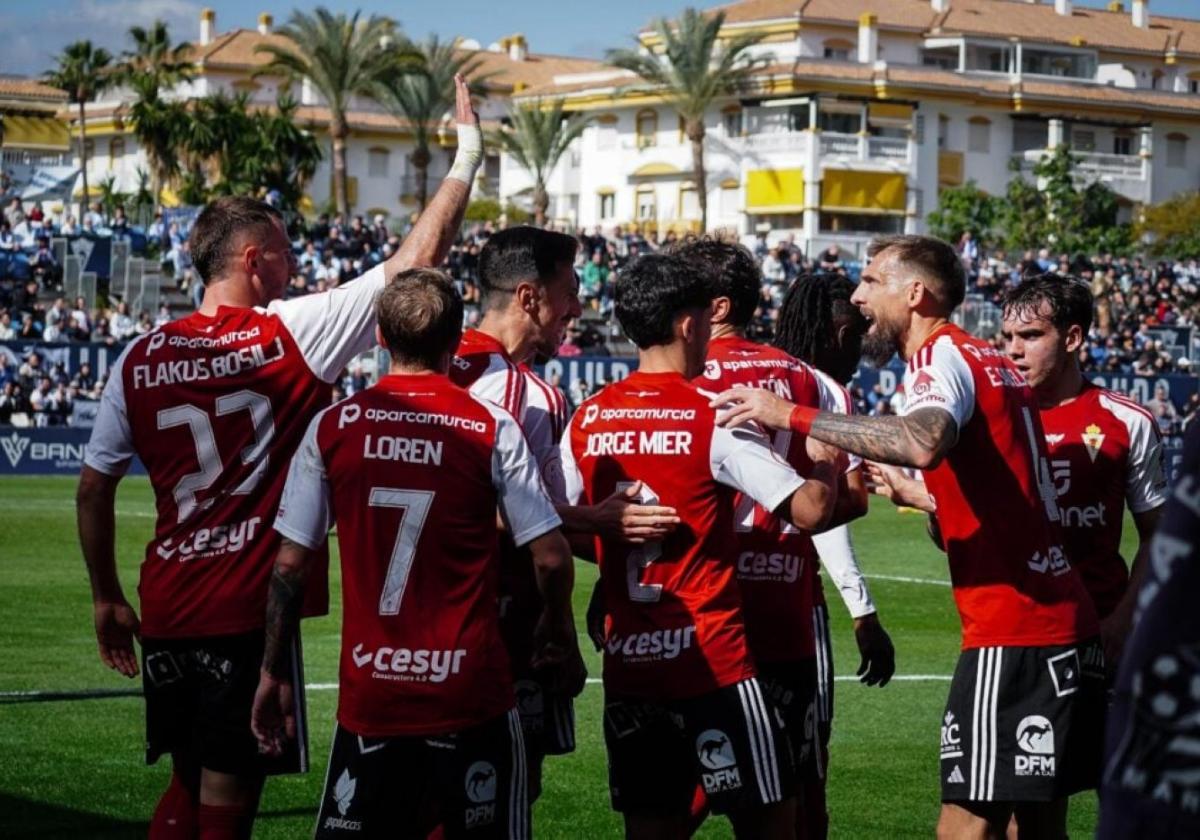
[384,74,481,276]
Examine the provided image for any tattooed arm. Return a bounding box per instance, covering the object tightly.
[251,539,316,755]
[709,386,958,470]
[261,539,315,678]
[808,407,958,470]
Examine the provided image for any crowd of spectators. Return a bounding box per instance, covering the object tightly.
[4,196,1200,429]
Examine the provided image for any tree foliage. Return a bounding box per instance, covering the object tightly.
[607,8,769,230]
[929,146,1134,256]
[926,181,997,244]
[255,7,423,215]
[1137,191,1200,259]
[491,99,590,226]
[44,40,114,212]
[377,35,491,211]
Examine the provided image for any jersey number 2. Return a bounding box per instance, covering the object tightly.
[368,488,435,615]
[616,481,663,603]
[156,390,274,523]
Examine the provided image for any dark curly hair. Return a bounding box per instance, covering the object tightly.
[668,236,761,328]
[774,273,867,383]
[1001,274,1094,334]
[615,254,713,349]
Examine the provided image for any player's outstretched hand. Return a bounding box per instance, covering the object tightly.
[94,599,141,678]
[709,388,794,431]
[585,579,606,652]
[853,613,896,687]
[251,670,296,757]
[865,461,935,513]
[594,480,681,544]
[453,72,480,128]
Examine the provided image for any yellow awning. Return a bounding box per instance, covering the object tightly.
[745,168,804,213]
[868,103,913,122]
[2,115,70,151]
[632,162,682,178]
[821,170,906,213]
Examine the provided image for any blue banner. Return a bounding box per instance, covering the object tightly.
[0,426,144,476]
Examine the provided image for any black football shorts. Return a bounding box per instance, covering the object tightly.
[758,657,822,783]
[603,677,795,818]
[314,710,528,840]
[142,629,308,776]
[940,638,1106,803]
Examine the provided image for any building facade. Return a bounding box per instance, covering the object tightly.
[506,0,1200,255]
[17,8,606,223]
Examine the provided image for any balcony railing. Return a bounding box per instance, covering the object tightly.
[744,132,808,153]
[868,136,909,161]
[819,133,861,157]
[1012,149,1144,180]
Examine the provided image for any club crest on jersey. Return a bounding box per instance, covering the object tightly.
[910,370,937,398]
[1082,424,1105,463]
[703,359,721,380]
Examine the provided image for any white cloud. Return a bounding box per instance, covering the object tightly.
[2,0,202,76]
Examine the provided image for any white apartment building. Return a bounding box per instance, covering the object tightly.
[4,9,607,222]
[504,0,1200,255]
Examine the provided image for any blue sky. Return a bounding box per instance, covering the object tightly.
[3,0,1197,76]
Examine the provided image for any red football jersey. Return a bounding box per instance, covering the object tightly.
[902,324,1098,649]
[1040,383,1167,618]
[84,268,387,637]
[561,370,807,700]
[698,334,826,663]
[449,329,527,420]
[274,374,561,737]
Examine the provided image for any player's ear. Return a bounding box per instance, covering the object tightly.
[374,325,386,351]
[678,311,695,342]
[515,280,539,314]
[1063,324,1085,354]
[711,296,731,325]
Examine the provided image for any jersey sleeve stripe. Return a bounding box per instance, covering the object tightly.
[1102,391,1161,433]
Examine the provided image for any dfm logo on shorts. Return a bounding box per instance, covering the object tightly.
[1014,715,1056,778]
[464,761,497,828]
[697,729,742,793]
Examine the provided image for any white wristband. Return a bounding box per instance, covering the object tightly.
[448,122,483,185]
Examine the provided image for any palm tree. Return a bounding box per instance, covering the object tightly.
[492,99,589,227]
[118,20,195,206]
[377,36,490,212]
[119,20,195,90]
[44,41,114,217]
[126,73,190,206]
[607,8,768,231]
[255,7,423,215]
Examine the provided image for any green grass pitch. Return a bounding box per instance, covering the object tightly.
[0,477,1126,838]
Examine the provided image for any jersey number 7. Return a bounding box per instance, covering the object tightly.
[368,488,435,615]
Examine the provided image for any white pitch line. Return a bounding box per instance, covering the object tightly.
[1,673,955,701]
[302,674,952,692]
[869,573,951,587]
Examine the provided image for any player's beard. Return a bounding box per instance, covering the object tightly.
[861,317,902,367]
